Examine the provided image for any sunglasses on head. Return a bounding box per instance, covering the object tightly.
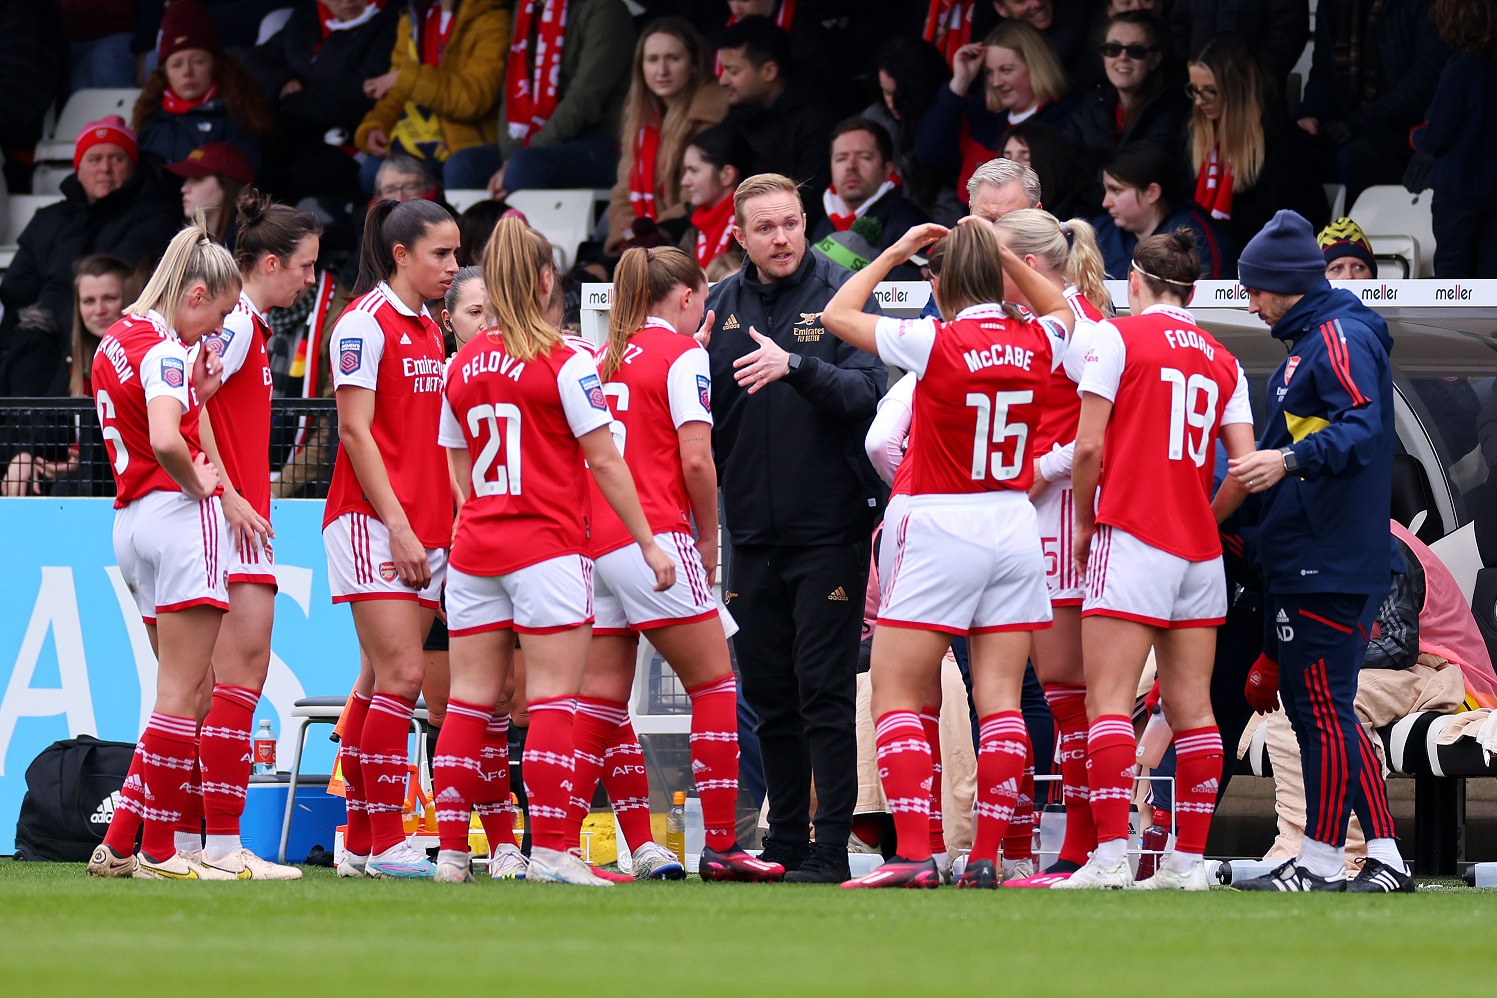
[1101,41,1156,59]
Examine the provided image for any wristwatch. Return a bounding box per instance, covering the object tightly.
[786,352,804,375]
[1279,447,1299,475]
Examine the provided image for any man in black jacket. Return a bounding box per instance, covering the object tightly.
[810,118,930,280]
[704,172,886,883]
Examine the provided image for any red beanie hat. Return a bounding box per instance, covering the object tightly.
[158,0,223,63]
[73,116,139,171]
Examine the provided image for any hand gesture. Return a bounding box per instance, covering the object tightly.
[1229,450,1288,493]
[732,326,791,394]
[890,222,949,263]
[951,43,984,93]
[694,309,715,349]
[192,343,223,402]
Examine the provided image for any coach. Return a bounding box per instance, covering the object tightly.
[1225,210,1409,893]
[704,172,886,883]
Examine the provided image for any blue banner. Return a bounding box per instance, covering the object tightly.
[0,498,356,853]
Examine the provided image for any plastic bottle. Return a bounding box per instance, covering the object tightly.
[510,792,525,843]
[665,791,686,866]
[683,795,704,871]
[1137,709,1172,769]
[252,719,276,776]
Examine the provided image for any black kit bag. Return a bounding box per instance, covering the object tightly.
[14,735,135,861]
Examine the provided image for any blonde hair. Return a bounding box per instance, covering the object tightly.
[620,18,713,211]
[933,222,1022,320]
[733,173,802,226]
[129,218,240,320]
[604,246,705,380]
[994,209,1113,317]
[983,20,1068,114]
[482,216,561,363]
[1188,37,1267,190]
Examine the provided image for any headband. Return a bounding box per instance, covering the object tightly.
[1130,259,1194,288]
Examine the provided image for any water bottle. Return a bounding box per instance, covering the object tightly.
[683,795,704,873]
[252,719,277,776]
[665,791,686,866]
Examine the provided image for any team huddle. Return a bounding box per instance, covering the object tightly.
[81,164,1280,890]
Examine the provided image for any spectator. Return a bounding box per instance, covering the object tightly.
[355,0,509,195]
[1065,11,1189,183]
[702,173,886,884]
[604,17,728,254]
[915,19,1073,206]
[131,0,275,170]
[811,118,930,277]
[0,0,68,193]
[1,255,133,498]
[1001,120,1093,221]
[864,37,963,225]
[1170,0,1310,92]
[166,141,254,244]
[1297,0,1448,202]
[993,0,1097,81]
[678,125,754,271]
[1319,217,1378,280]
[717,16,840,227]
[1093,140,1233,280]
[0,116,179,380]
[373,151,440,203]
[443,0,633,196]
[1413,0,1497,279]
[1186,35,1327,252]
[966,155,1042,223]
[246,0,402,202]
[61,0,138,90]
[716,0,845,99]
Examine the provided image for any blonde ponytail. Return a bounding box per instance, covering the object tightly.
[1061,217,1113,317]
[483,216,562,363]
[603,246,705,380]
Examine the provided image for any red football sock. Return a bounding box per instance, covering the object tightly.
[1085,715,1138,846]
[874,710,933,862]
[688,674,739,852]
[1002,737,1036,862]
[603,718,654,851]
[920,705,946,856]
[432,698,488,853]
[523,696,578,852]
[970,712,1027,864]
[567,697,626,852]
[340,692,372,856]
[201,684,258,835]
[102,749,145,855]
[1044,683,1096,866]
[1172,726,1223,855]
[175,728,203,840]
[135,712,199,862]
[473,714,516,850]
[361,692,415,855]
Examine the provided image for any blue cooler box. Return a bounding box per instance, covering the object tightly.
[240,775,346,863]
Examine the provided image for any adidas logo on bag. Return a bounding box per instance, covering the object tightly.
[91,791,122,825]
[828,587,848,601]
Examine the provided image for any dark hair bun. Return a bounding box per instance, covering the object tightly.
[235,187,271,229]
[1167,226,1198,254]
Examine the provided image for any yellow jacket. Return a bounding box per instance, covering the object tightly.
[355,0,510,159]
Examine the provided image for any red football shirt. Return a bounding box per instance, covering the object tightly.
[873,304,1065,496]
[1078,304,1252,561]
[1032,287,1103,458]
[439,331,614,576]
[204,292,274,518]
[323,283,453,548]
[587,318,714,556]
[92,311,212,507]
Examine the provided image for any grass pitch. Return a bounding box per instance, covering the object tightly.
[0,860,1483,996]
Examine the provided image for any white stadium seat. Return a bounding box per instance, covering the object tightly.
[0,193,62,272]
[34,88,142,165]
[444,188,490,214]
[1348,184,1437,279]
[502,189,606,270]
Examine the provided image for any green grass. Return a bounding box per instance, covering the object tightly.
[0,860,1486,996]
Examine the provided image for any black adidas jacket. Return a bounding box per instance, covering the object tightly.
[705,250,887,547]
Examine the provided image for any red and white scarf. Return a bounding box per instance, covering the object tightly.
[317,1,385,50]
[1194,148,1234,220]
[506,0,568,146]
[821,179,896,232]
[418,3,454,67]
[691,194,736,268]
[161,83,219,116]
[715,0,796,77]
[628,123,661,219]
[923,0,973,67]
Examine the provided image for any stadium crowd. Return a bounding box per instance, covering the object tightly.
[0,0,1496,890]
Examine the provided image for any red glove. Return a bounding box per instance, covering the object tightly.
[1143,678,1161,715]
[1244,654,1280,714]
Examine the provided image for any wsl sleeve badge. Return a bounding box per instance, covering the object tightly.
[161,356,185,388]
[697,374,712,412]
[581,373,608,410]
[339,338,363,376]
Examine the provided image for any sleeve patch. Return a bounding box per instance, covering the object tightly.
[161,356,185,388]
[696,374,711,412]
[581,373,607,410]
[339,338,363,375]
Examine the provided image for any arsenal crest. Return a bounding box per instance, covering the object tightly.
[1284,356,1300,384]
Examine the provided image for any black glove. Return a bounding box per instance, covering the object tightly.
[1403,151,1434,194]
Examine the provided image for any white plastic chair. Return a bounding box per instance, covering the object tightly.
[1347,184,1437,278]
[1323,183,1346,220]
[504,189,602,270]
[5,193,63,243]
[34,88,142,164]
[444,188,491,214]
